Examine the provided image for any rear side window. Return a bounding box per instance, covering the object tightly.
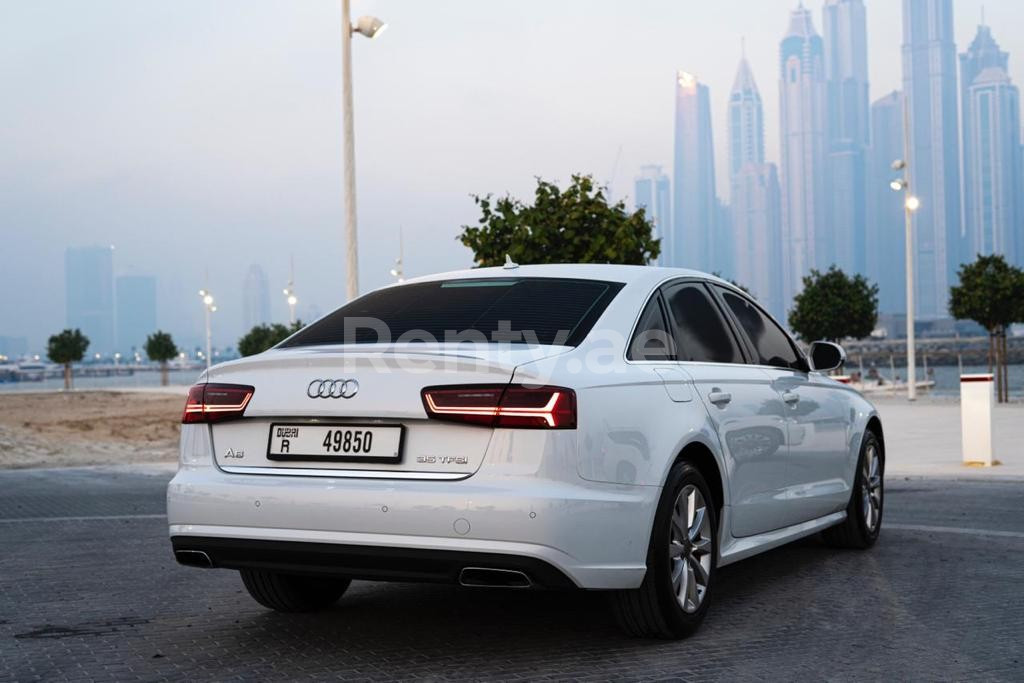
[628,295,675,361]
[719,289,802,369]
[279,278,624,348]
[662,283,743,364]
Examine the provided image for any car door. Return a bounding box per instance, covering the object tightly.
[626,292,693,403]
[660,280,791,537]
[712,286,853,524]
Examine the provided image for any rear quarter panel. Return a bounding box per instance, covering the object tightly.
[512,352,724,491]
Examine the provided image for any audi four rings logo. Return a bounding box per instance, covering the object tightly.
[307,379,359,399]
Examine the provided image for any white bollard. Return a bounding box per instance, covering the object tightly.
[960,373,994,467]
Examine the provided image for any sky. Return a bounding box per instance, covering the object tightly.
[2,0,1022,352]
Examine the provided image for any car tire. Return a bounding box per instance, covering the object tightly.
[240,569,351,612]
[822,429,883,549]
[610,460,717,639]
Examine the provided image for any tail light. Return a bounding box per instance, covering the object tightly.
[421,384,576,429]
[182,383,255,424]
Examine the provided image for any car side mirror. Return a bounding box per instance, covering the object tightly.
[809,341,845,373]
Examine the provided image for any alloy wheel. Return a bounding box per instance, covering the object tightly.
[669,484,713,613]
[861,444,882,532]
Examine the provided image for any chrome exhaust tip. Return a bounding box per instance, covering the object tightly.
[458,567,532,588]
[175,549,213,568]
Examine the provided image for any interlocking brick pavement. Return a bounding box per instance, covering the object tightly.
[1,469,1022,681]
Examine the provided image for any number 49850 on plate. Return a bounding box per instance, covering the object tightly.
[267,423,403,463]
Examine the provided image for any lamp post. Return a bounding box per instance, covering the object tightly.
[890,162,920,401]
[341,1,387,301]
[284,288,298,324]
[389,227,405,283]
[198,289,217,372]
[283,256,298,325]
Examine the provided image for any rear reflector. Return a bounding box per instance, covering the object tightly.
[182,383,255,424]
[421,384,576,429]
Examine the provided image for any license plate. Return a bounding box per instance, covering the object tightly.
[267,423,403,463]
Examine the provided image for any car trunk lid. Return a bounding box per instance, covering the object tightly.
[205,343,568,478]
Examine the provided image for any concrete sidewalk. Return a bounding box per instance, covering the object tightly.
[874,398,1024,480]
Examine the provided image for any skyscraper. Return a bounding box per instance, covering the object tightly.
[65,246,114,356]
[779,4,827,306]
[242,265,271,331]
[729,55,765,174]
[729,54,784,320]
[672,71,717,271]
[115,275,157,354]
[866,91,907,314]
[1020,141,1024,266]
[960,25,1017,264]
[964,63,1021,263]
[902,0,962,318]
[823,0,869,274]
[634,165,672,266]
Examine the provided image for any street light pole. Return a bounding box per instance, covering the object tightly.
[340,2,386,302]
[199,289,216,372]
[341,0,358,302]
[389,226,405,283]
[903,175,916,402]
[283,255,297,325]
[891,95,919,401]
[902,94,916,402]
[204,304,212,371]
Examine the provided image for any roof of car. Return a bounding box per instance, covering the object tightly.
[402,263,729,288]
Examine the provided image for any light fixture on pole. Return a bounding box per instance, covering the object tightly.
[389,227,405,283]
[283,256,298,324]
[198,289,217,372]
[890,150,920,401]
[341,0,387,302]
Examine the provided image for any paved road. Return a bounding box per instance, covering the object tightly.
[1,467,1022,681]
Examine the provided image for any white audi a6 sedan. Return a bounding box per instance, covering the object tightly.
[168,264,884,638]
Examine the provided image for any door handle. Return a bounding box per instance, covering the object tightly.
[708,390,732,405]
[782,391,800,405]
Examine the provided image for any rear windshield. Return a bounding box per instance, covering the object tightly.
[279,277,624,348]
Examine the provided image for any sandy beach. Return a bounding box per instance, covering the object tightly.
[0,391,183,469]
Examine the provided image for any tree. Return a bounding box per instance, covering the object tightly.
[145,331,178,387]
[238,322,302,357]
[788,267,879,344]
[47,329,89,390]
[949,254,1024,403]
[458,174,660,266]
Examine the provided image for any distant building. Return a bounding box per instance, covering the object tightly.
[672,71,718,271]
[866,91,907,315]
[728,54,783,320]
[634,165,671,266]
[242,264,271,331]
[729,53,765,174]
[732,165,784,322]
[714,198,733,279]
[779,4,827,306]
[115,276,157,355]
[959,24,1009,263]
[823,0,869,274]
[960,25,1020,267]
[964,65,1021,263]
[902,0,962,318]
[65,246,114,356]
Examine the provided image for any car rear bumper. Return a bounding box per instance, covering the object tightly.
[170,536,577,589]
[167,466,656,589]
